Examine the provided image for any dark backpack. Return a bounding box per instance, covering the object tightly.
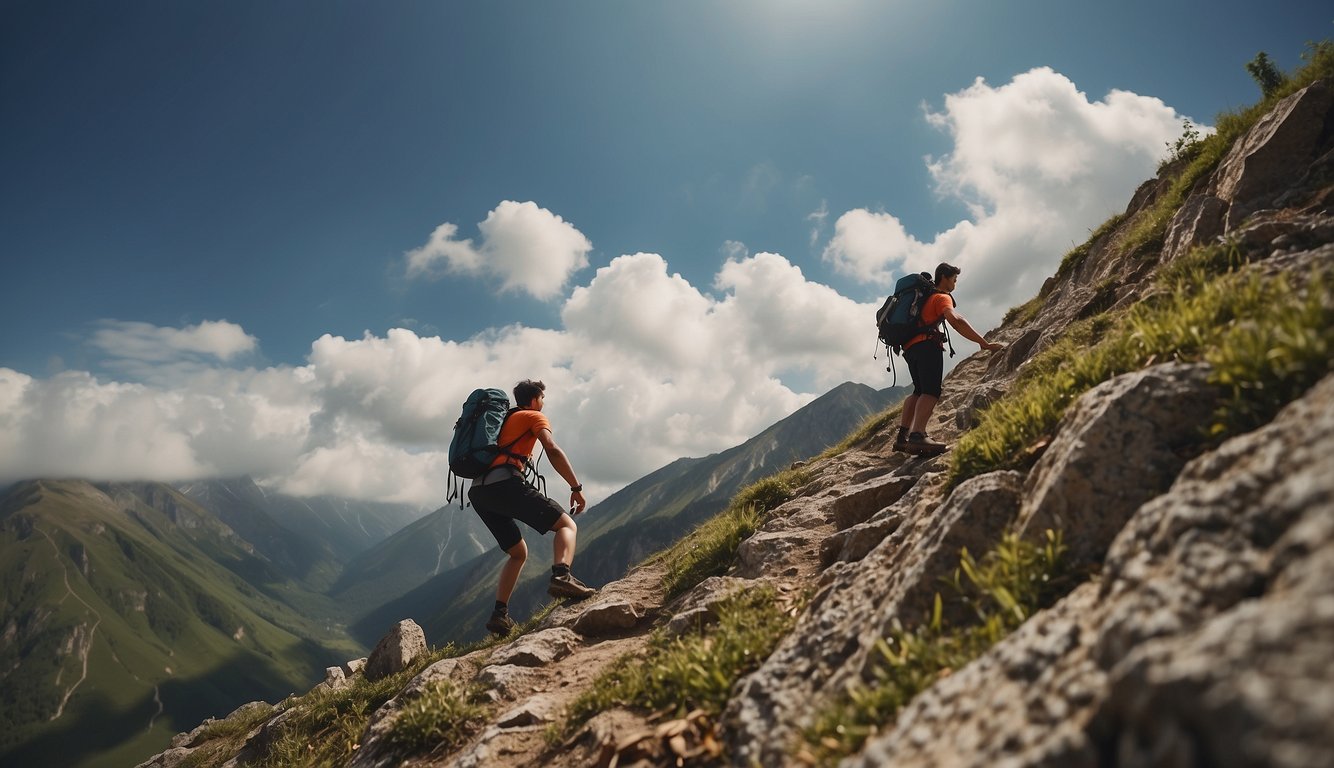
[448,388,527,480]
[876,272,940,353]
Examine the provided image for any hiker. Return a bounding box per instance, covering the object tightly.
[894,262,1004,456]
[468,379,594,635]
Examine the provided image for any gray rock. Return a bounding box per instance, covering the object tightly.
[726,470,1022,766]
[495,693,563,728]
[851,373,1334,767]
[828,474,918,530]
[489,627,581,666]
[664,576,752,635]
[476,663,539,698]
[1212,80,1334,227]
[341,657,367,678]
[570,599,647,636]
[363,619,427,682]
[1163,193,1228,264]
[1015,362,1218,570]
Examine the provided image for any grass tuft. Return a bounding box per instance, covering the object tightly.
[800,531,1068,763]
[385,679,486,754]
[558,585,797,740]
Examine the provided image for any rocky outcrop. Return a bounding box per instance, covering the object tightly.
[850,373,1334,768]
[140,77,1334,768]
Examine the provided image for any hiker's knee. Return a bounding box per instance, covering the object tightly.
[506,539,528,562]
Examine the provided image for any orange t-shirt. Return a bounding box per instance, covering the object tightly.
[490,409,551,470]
[904,293,954,351]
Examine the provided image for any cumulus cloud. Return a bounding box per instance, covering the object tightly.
[91,319,256,362]
[0,249,877,507]
[405,200,592,300]
[84,319,260,384]
[823,67,1193,333]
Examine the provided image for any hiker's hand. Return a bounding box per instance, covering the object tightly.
[570,489,586,515]
[983,341,1005,352]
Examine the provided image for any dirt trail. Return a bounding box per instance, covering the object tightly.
[35,526,102,722]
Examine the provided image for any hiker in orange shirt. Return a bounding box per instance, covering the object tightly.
[468,379,594,635]
[894,262,1004,456]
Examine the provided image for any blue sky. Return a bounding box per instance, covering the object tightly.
[2,1,1329,504]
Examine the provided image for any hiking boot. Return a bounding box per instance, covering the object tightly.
[892,426,911,452]
[905,431,948,456]
[548,572,596,600]
[485,610,516,636]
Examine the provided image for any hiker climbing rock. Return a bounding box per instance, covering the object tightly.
[466,379,596,635]
[892,262,1004,456]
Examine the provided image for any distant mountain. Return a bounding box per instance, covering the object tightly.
[0,480,361,768]
[376,381,906,644]
[330,504,493,640]
[177,477,426,567]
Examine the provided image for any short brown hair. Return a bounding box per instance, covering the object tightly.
[513,379,546,408]
[935,262,961,284]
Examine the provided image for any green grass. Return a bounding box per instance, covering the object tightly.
[653,468,810,600]
[949,251,1334,489]
[818,404,905,460]
[1054,212,1127,281]
[557,585,797,739]
[385,679,486,754]
[800,531,1068,763]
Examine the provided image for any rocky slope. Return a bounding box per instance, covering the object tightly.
[140,76,1334,768]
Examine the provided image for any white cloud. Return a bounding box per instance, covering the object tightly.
[0,250,878,507]
[824,67,1193,335]
[405,200,592,300]
[91,319,256,362]
[807,200,829,246]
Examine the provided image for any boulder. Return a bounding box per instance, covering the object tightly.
[1212,80,1334,227]
[1015,362,1218,570]
[363,619,427,682]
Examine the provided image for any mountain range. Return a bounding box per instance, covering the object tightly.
[0,379,904,767]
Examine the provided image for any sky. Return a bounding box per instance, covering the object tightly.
[2,1,1329,507]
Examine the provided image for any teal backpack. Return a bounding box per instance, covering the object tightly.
[874,272,956,383]
[448,388,525,479]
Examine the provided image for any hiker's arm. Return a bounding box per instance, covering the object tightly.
[942,306,1004,351]
[536,428,586,513]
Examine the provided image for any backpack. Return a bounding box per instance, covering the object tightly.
[446,388,539,508]
[448,388,527,480]
[876,272,940,353]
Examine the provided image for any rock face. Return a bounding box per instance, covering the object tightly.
[138,78,1334,768]
[850,374,1334,768]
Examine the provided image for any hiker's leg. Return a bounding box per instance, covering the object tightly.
[496,539,527,604]
[550,513,577,566]
[910,395,938,433]
[900,394,919,428]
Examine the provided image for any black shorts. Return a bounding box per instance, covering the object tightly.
[904,342,944,398]
[468,477,565,553]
